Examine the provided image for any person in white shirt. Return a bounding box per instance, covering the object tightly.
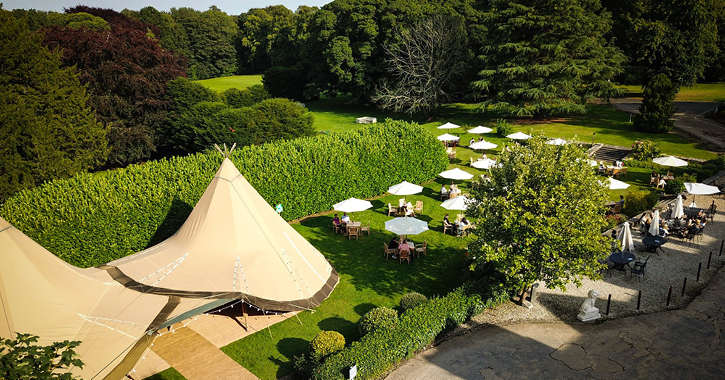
[341,213,350,223]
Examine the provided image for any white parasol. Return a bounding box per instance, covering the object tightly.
[685,182,720,208]
[617,221,635,252]
[648,210,660,236]
[468,125,493,134]
[672,194,685,219]
[437,133,460,142]
[471,158,498,169]
[546,138,568,145]
[333,197,373,213]
[653,156,688,167]
[439,168,474,180]
[469,140,498,150]
[385,217,429,235]
[606,178,630,190]
[388,181,423,196]
[437,122,461,130]
[506,132,532,140]
[440,196,469,211]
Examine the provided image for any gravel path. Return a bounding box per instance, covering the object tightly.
[456,193,725,330]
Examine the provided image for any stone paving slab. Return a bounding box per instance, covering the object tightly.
[386,263,725,380]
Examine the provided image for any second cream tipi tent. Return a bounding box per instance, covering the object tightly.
[107,158,339,312]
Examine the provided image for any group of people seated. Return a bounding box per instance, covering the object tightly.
[440,183,461,199]
[468,136,485,145]
[332,212,351,233]
[638,208,708,239]
[388,236,411,260]
[398,199,415,217]
[443,213,471,236]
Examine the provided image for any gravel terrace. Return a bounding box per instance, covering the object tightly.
[455,193,725,331]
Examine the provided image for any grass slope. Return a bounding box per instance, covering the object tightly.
[194,75,263,92]
[621,82,725,101]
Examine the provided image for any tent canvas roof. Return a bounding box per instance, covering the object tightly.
[0,217,212,380]
[108,158,339,312]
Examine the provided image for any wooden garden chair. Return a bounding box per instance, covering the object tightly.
[348,226,360,240]
[360,222,371,235]
[383,243,397,259]
[415,241,427,257]
[413,201,423,215]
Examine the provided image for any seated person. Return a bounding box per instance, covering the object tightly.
[332,214,341,227]
[405,202,414,216]
[469,138,475,145]
[478,136,484,142]
[687,222,700,236]
[659,221,669,237]
[440,185,448,196]
[341,212,351,224]
[397,240,411,255]
[457,217,471,235]
[388,236,399,250]
[599,162,605,171]
[617,195,625,205]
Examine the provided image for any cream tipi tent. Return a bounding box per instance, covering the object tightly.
[106,158,339,312]
[0,217,215,380]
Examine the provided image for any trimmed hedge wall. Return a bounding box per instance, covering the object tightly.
[310,283,508,380]
[0,120,448,268]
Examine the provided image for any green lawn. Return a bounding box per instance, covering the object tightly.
[621,82,725,101]
[221,182,475,379]
[194,75,263,92]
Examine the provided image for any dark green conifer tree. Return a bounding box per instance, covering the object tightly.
[634,73,676,133]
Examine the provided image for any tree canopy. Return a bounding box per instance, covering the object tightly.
[1,333,82,380]
[466,137,610,298]
[0,9,108,202]
[42,7,187,166]
[473,0,625,119]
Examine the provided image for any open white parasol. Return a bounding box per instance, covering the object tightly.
[653,156,688,167]
[685,182,720,208]
[469,140,498,150]
[468,126,493,134]
[506,132,532,140]
[546,138,568,145]
[607,178,630,190]
[437,133,460,142]
[471,158,498,169]
[437,122,461,130]
[439,168,474,180]
[440,196,470,211]
[333,197,373,213]
[385,217,429,235]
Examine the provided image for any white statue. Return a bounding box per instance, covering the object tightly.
[577,289,601,322]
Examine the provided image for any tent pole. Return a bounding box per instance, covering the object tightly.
[265,313,273,339]
[241,302,249,331]
[294,312,303,326]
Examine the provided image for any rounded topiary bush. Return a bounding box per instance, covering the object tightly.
[400,292,428,311]
[310,331,345,360]
[359,307,398,337]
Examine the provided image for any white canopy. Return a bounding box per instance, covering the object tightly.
[387,181,423,196]
[437,133,460,142]
[440,196,470,211]
[617,221,635,252]
[471,158,498,169]
[385,217,429,235]
[440,168,474,180]
[467,126,493,134]
[685,182,720,195]
[653,156,688,167]
[506,132,531,140]
[546,138,568,145]
[437,122,461,130]
[333,197,373,213]
[469,140,498,150]
[607,178,630,190]
[673,194,685,219]
[649,210,660,236]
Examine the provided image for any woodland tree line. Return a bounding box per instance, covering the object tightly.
[1,0,724,201]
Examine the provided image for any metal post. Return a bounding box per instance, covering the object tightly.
[720,240,724,256]
[682,277,687,297]
[637,290,642,310]
[666,286,673,306]
[707,252,713,269]
[697,262,702,282]
[606,294,611,316]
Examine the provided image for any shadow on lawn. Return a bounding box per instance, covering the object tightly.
[274,337,308,377]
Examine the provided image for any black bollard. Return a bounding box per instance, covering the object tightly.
[606,294,611,316]
[682,277,687,297]
[666,286,673,306]
[720,240,724,256]
[637,290,642,310]
[697,262,702,282]
[708,252,713,269]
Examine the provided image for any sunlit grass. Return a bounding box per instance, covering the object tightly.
[194,75,263,92]
[620,82,725,101]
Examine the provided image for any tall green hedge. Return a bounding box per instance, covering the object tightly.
[310,283,508,380]
[0,120,448,268]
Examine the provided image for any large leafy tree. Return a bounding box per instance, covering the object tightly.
[170,6,238,79]
[634,73,676,133]
[42,7,187,166]
[466,137,610,301]
[1,333,83,380]
[372,14,469,117]
[124,6,191,58]
[602,0,722,87]
[0,9,107,202]
[474,0,625,119]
